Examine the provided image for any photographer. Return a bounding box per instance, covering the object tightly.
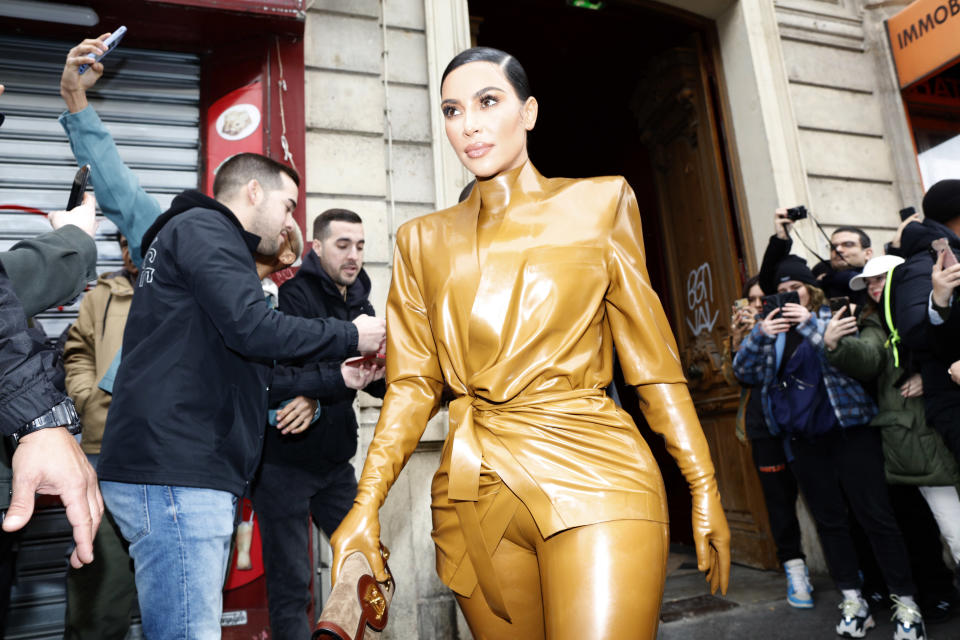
[733,256,924,640]
[724,276,811,609]
[759,208,873,306]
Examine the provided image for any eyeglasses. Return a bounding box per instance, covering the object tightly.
[830,241,860,252]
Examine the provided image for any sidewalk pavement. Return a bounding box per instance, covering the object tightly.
[658,549,960,639]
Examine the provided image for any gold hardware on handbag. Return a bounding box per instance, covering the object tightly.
[312,549,395,640]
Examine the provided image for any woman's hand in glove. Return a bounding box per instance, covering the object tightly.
[691,489,731,595]
[330,503,389,585]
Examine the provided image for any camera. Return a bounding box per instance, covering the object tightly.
[785,205,807,221]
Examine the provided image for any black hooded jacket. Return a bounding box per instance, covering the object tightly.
[263,251,386,469]
[98,190,359,496]
[891,218,960,421]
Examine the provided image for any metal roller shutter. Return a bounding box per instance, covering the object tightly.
[0,34,200,639]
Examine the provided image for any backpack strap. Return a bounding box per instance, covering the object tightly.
[882,268,901,368]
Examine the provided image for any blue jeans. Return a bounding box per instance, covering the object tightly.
[100,482,237,640]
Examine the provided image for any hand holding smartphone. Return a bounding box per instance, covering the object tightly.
[759,291,800,320]
[79,27,126,74]
[828,296,852,318]
[933,238,959,269]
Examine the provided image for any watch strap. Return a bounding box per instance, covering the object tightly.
[13,399,81,442]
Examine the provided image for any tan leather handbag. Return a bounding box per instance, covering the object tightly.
[312,550,395,640]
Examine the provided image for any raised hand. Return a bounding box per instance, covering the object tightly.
[61,34,111,113]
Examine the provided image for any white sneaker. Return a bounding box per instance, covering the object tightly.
[837,596,875,638]
[891,595,926,640]
[785,559,814,608]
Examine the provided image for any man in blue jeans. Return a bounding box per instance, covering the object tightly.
[61,36,386,639]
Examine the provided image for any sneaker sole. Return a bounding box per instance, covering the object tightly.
[836,616,876,638]
[788,597,815,609]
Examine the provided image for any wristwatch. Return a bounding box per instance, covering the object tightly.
[13,398,81,443]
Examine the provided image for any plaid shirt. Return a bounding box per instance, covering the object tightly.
[732,307,877,434]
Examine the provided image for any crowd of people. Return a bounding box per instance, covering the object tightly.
[4,25,960,640]
[729,198,960,639]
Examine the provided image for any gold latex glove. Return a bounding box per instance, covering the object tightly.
[330,375,443,585]
[637,382,731,594]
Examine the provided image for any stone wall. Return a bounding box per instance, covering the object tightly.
[773,0,922,258]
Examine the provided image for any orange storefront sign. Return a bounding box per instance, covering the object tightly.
[886,0,960,88]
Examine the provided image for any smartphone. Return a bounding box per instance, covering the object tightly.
[79,26,127,74]
[933,238,959,269]
[759,290,801,319]
[899,206,916,221]
[733,298,750,311]
[66,164,91,210]
[828,296,852,318]
[344,353,385,367]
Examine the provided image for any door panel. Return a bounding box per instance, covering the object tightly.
[632,38,778,569]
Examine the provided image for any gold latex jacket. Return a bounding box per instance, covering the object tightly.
[355,160,725,608]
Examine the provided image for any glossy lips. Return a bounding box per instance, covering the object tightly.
[464,142,493,159]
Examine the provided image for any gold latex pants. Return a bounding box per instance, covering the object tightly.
[444,479,670,640]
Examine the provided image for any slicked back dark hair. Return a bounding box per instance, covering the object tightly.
[313,208,363,241]
[831,226,871,249]
[212,152,300,200]
[441,47,532,101]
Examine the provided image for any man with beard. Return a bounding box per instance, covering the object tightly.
[251,209,386,639]
[96,157,386,639]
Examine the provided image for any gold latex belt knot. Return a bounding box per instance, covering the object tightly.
[446,388,603,622]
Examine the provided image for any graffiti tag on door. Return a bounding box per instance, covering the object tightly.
[686,262,719,337]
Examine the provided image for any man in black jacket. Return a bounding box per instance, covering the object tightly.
[893,179,960,465]
[252,208,385,639]
[97,155,385,640]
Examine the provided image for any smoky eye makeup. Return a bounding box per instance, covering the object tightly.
[478,93,500,108]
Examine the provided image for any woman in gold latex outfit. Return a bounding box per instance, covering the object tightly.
[331,47,730,639]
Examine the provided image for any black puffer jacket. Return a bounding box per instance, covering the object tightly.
[0,266,66,437]
[263,251,386,469]
[98,190,359,497]
[891,218,960,421]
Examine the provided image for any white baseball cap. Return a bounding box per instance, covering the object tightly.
[849,255,905,291]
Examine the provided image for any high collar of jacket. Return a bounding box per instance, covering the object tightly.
[298,250,371,306]
[900,218,960,258]
[466,160,544,213]
[140,189,261,258]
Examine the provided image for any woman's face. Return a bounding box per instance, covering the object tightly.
[777,280,810,308]
[440,61,538,179]
[866,274,886,303]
